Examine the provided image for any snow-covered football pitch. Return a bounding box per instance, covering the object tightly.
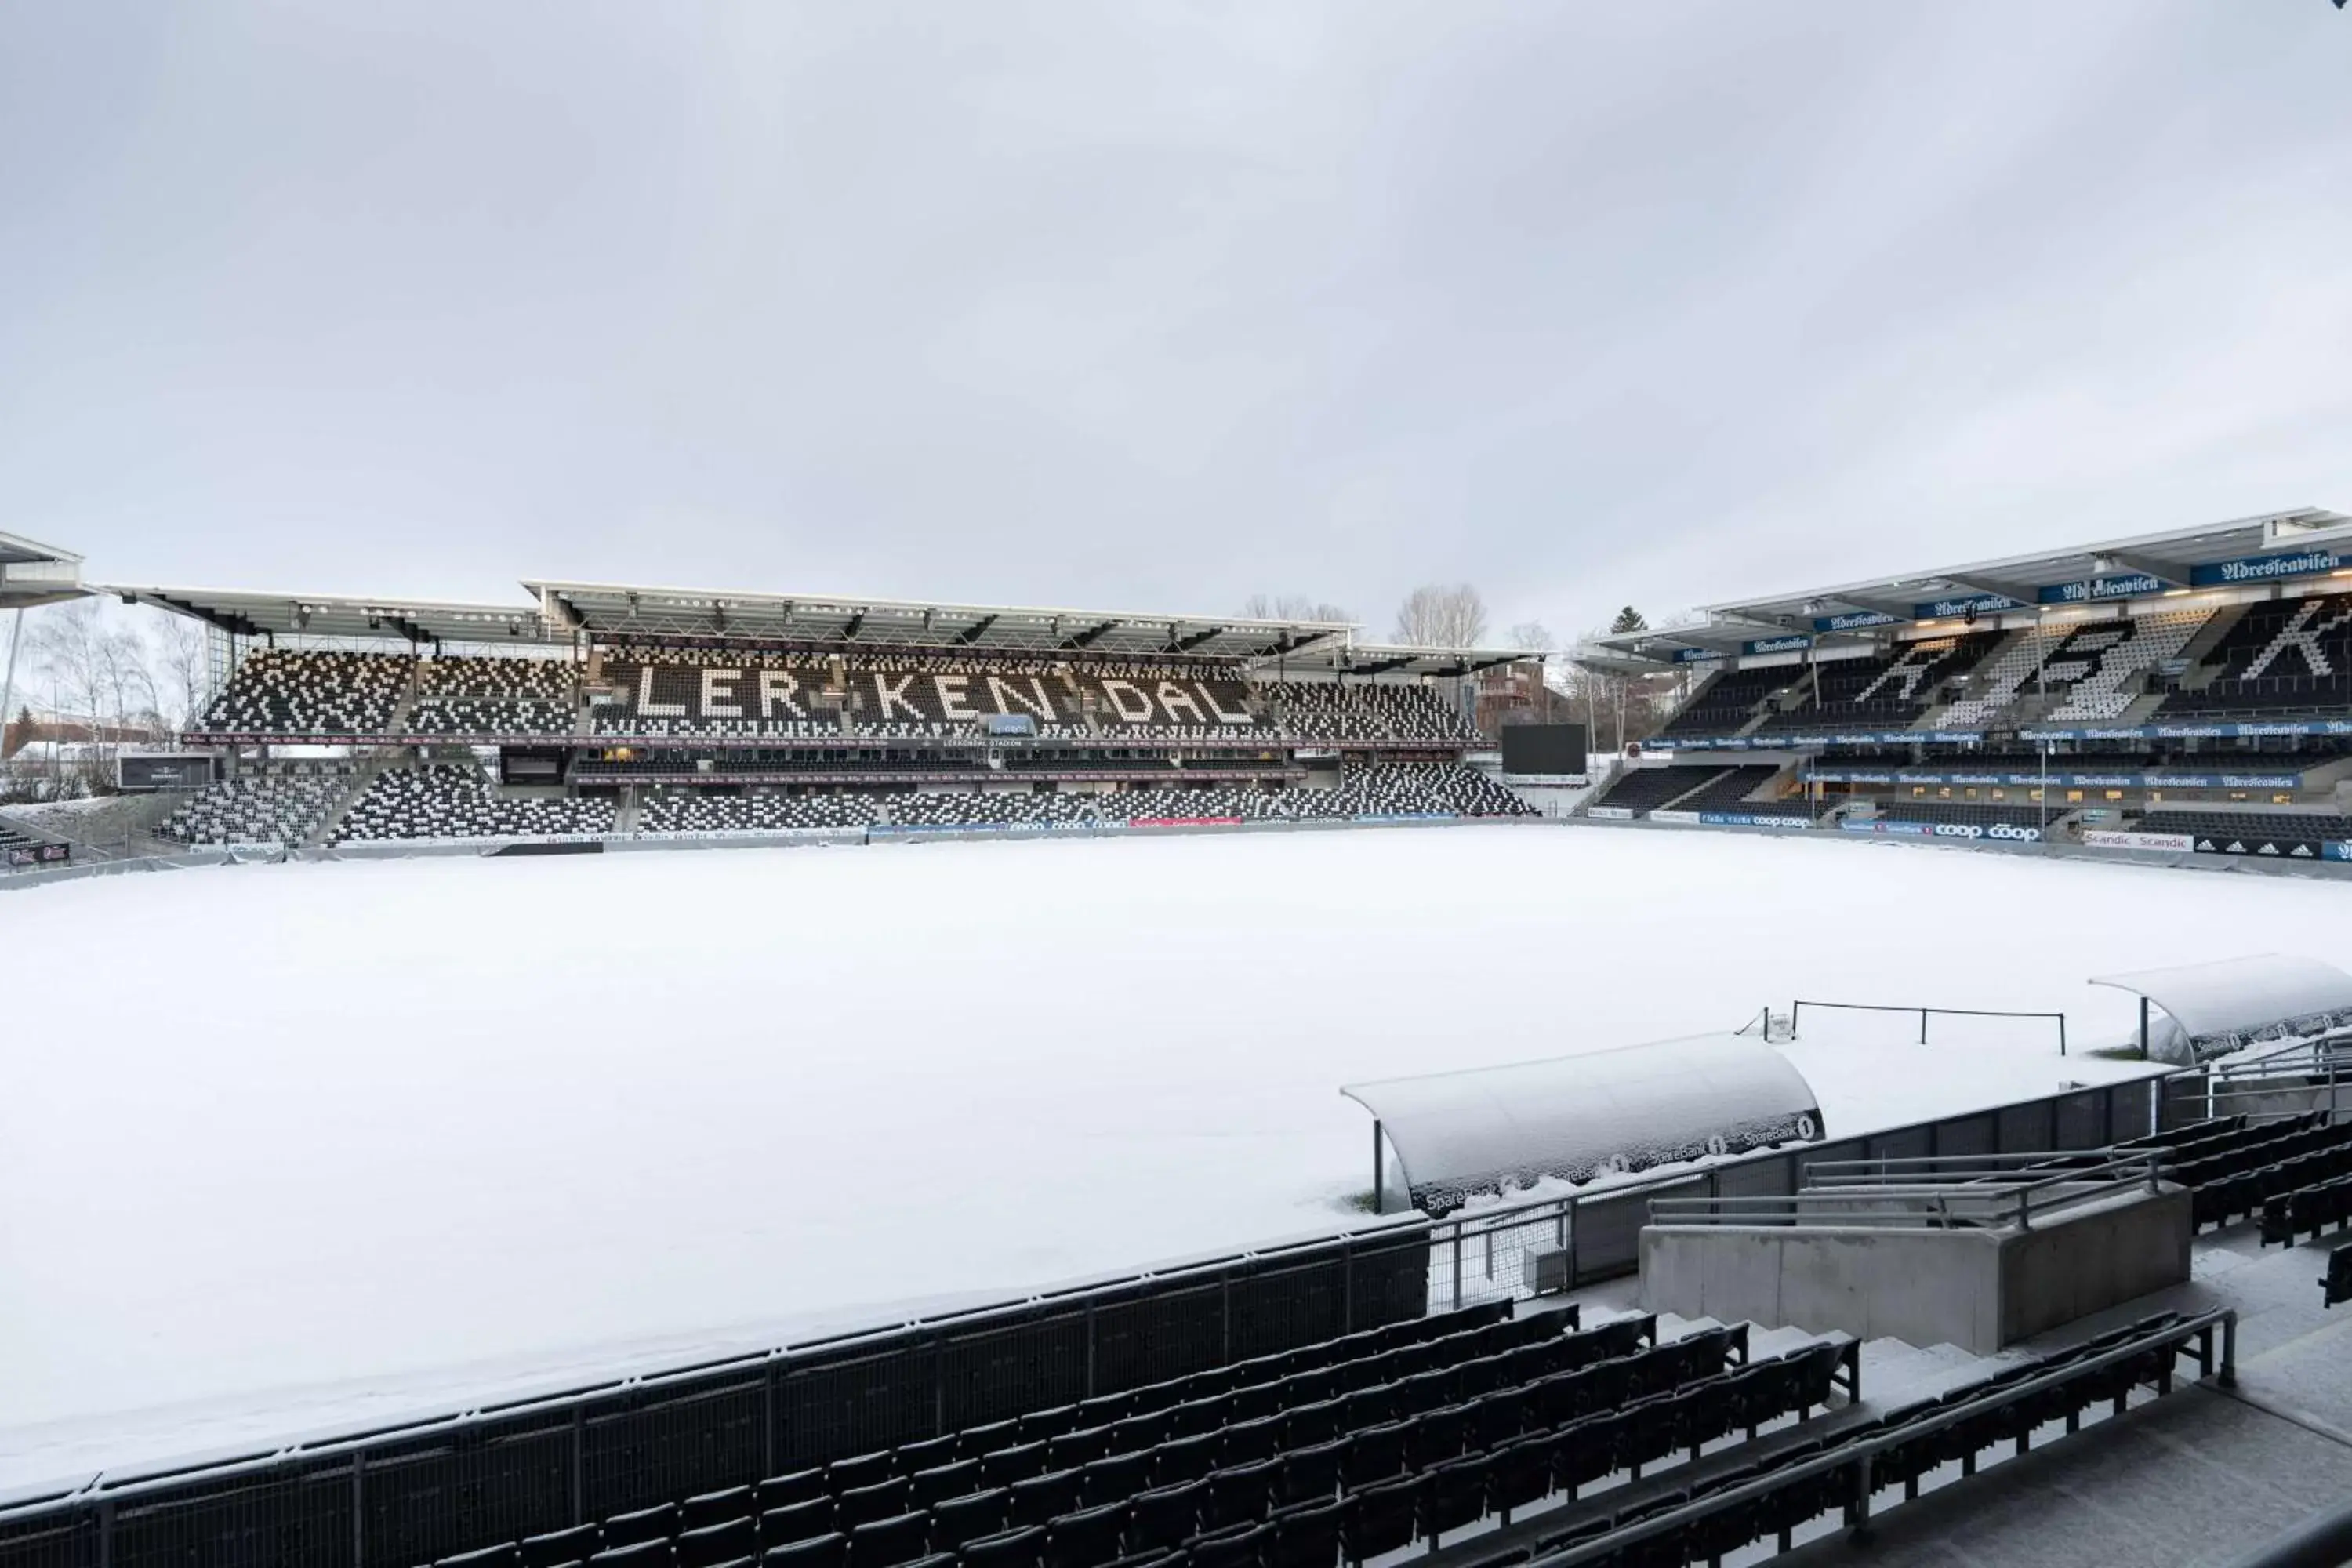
[4,825,2339,1487]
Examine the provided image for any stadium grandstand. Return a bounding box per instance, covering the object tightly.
[71,581,1550,851]
[13,530,2352,1568]
[1577,506,2352,859]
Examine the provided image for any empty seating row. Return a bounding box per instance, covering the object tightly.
[2258,1172,2352,1247]
[1585,765,1727,815]
[156,768,354,848]
[430,1316,1846,1568]
[195,649,414,735]
[1653,667,1796,740]
[333,765,618,842]
[1864,800,2052,832]
[1258,684,1479,745]
[2162,592,2352,717]
[1666,764,1788,815]
[2325,1242,2352,1308]
[1504,1312,2205,1568]
[1750,634,1997,735]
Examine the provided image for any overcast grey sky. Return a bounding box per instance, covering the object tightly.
[3,3,2348,637]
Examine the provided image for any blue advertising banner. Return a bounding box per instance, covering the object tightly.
[1912,592,2023,619]
[1742,634,1813,656]
[2036,572,2167,605]
[1698,811,1811,829]
[1811,609,1901,633]
[1805,768,2303,790]
[2189,547,2347,588]
[1671,647,1725,663]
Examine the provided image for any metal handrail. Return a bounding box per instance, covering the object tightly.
[1528,1308,2238,1566]
[1651,1152,2165,1230]
[1790,996,2069,1054]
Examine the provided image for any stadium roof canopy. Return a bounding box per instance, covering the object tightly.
[1268,640,1532,677]
[104,574,1533,673]
[109,586,554,644]
[0,531,86,612]
[1580,506,2352,672]
[524,579,1352,661]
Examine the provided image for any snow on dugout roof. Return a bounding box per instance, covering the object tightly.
[1341,1033,1823,1212]
[2089,953,2352,1064]
[1580,505,2352,670]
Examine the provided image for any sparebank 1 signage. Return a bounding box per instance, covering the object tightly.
[2037,572,2166,605]
[2189,547,2349,588]
[1911,592,2023,620]
[1742,634,1812,656]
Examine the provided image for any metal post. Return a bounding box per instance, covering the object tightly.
[0,608,21,771]
[1450,1223,1464,1312]
[1371,1120,1384,1214]
[1919,1008,1929,1045]
[2141,996,2151,1061]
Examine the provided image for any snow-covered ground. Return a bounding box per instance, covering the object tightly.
[2,826,2340,1490]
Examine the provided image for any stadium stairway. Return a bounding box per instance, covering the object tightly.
[305,758,390,849]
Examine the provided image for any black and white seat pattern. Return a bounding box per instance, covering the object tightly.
[197,651,414,735]
[157,768,352,848]
[1259,683,1481,745]
[334,765,617,842]
[409,657,577,737]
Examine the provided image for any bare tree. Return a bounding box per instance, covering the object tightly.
[1392,583,1489,648]
[1243,593,1354,623]
[1508,621,1553,652]
[151,614,210,731]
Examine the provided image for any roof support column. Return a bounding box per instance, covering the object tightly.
[0,608,20,763]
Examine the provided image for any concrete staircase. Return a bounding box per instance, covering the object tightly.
[304,759,388,848]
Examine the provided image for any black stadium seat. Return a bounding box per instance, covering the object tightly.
[760,1531,844,1568]
[845,1511,927,1568]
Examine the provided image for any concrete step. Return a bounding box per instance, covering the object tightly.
[1854,1334,1997,1408]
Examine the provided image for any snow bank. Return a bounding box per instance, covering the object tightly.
[1,827,2333,1486]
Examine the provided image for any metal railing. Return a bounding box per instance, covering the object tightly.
[1529,1308,2238,1566]
[0,1076,2164,1568]
[1421,1078,2156,1309]
[1647,1150,2167,1232]
[1790,997,2070,1054]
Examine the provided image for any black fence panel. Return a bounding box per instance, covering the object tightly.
[2056,1089,2107,1150]
[582,1375,766,1521]
[1867,1125,1933,1163]
[111,1467,352,1568]
[360,1414,574,1568]
[1091,1279,1224,1393]
[776,1342,937,1469]
[1349,1232,1433,1330]
[1995,1099,2055,1154]
[1229,1258,1346,1362]
[0,1512,97,1568]
[1940,1112,1998,1159]
[938,1311,1089,1430]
